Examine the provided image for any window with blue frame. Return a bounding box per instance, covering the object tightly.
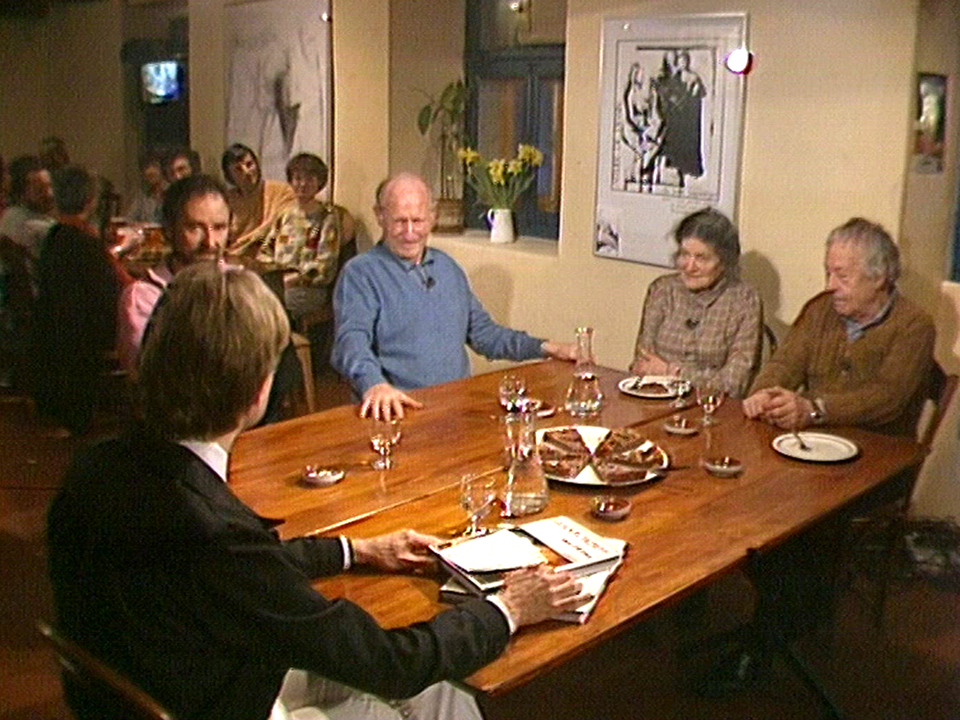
[464,0,565,239]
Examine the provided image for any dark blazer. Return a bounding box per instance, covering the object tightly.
[48,436,510,720]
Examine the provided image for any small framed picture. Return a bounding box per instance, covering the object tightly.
[913,73,947,174]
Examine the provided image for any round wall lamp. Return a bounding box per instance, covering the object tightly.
[725,47,754,74]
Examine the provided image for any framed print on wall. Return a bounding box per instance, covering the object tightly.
[913,73,947,174]
[594,14,747,267]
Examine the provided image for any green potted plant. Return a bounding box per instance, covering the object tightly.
[417,78,468,233]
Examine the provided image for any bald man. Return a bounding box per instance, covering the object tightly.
[332,173,575,419]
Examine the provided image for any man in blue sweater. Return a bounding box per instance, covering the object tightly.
[332,173,575,419]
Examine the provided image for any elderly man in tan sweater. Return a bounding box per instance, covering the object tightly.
[743,217,935,436]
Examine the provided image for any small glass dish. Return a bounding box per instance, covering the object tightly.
[591,495,632,521]
[300,465,345,487]
[663,415,699,436]
[703,456,742,478]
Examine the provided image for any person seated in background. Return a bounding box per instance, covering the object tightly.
[163,146,200,183]
[744,217,934,435]
[117,174,301,424]
[49,261,585,720]
[333,172,576,420]
[124,151,167,224]
[221,143,295,257]
[33,165,126,434]
[0,155,56,273]
[39,135,70,173]
[258,152,355,327]
[116,174,229,372]
[629,207,762,398]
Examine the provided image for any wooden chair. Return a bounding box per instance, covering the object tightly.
[844,361,959,626]
[296,237,357,373]
[291,331,316,414]
[37,620,177,720]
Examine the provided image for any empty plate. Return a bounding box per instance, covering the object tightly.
[772,432,859,462]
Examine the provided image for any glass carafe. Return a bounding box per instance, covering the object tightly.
[502,411,549,517]
[564,327,604,417]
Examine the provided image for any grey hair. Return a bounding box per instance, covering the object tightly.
[826,217,900,287]
[375,173,435,211]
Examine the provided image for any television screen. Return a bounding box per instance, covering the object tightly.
[141,61,182,104]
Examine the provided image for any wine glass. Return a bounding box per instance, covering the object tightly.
[498,374,527,413]
[460,474,497,537]
[369,418,401,470]
[670,376,692,409]
[695,376,725,427]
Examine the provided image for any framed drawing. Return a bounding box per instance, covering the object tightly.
[913,73,947,174]
[594,14,747,266]
[225,0,333,184]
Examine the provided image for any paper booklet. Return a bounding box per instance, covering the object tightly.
[432,516,627,623]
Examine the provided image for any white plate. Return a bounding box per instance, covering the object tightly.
[772,432,860,462]
[536,425,668,486]
[618,375,678,400]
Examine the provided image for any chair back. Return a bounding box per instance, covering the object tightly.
[37,621,177,720]
[917,361,958,453]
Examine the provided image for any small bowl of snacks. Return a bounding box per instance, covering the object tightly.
[663,415,699,436]
[703,456,743,478]
[300,466,345,487]
[591,495,632,521]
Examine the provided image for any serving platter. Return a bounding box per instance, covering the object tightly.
[536,425,669,486]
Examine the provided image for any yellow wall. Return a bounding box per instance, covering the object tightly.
[402,0,921,370]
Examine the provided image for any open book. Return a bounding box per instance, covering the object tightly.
[432,516,626,624]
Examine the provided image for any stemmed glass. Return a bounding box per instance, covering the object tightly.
[695,376,725,427]
[670,376,692,409]
[369,418,402,470]
[498,374,527,413]
[460,474,497,537]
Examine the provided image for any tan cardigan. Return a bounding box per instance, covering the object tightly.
[750,291,935,436]
[226,179,296,256]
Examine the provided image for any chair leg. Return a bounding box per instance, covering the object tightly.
[291,333,316,414]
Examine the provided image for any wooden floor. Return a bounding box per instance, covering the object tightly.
[1,374,958,720]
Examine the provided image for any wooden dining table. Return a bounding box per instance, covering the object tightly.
[229,360,924,697]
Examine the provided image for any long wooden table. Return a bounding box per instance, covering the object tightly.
[231,360,682,537]
[230,361,923,696]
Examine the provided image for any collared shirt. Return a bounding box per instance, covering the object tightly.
[332,242,544,396]
[116,263,174,372]
[0,204,55,280]
[635,272,763,398]
[841,290,895,341]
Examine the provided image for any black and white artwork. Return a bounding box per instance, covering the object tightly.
[595,15,746,266]
[225,0,332,183]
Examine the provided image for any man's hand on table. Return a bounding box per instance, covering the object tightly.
[541,340,581,363]
[496,566,589,627]
[351,529,440,572]
[743,386,815,429]
[360,382,423,420]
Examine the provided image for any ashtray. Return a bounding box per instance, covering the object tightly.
[664,415,698,436]
[300,466,345,487]
[591,495,632,521]
[522,398,557,418]
[703,456,743,478]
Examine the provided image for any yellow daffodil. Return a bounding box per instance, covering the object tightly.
[488,159,506,185]
[459,144,543,209]
[517,144,543,167]
[458,147,481,166]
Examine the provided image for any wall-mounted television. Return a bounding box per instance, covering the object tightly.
[140,61,183,105]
